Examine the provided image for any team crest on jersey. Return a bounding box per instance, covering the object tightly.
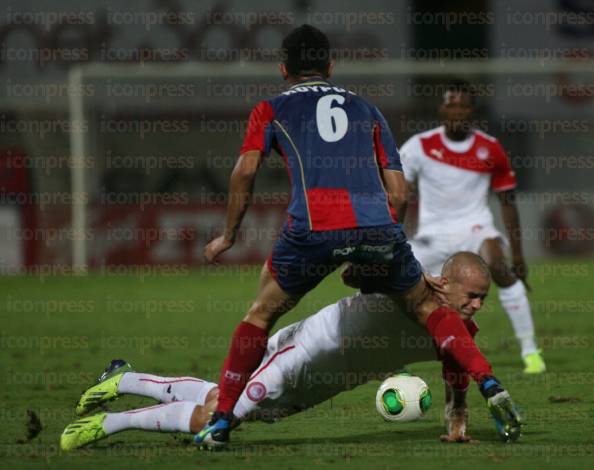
[476,147,489,160]
[430,148,444,160]
[246,381,267,402]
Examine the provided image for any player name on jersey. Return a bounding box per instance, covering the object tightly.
[241,79,402,232]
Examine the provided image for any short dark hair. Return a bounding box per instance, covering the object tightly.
[443,78,475,105]
[281,24,331,77]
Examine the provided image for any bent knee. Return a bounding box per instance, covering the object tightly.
[488,260,516,287]
[245,301,274,325]
[247,300,267,316]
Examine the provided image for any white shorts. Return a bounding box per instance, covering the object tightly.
[233,333,316,423]
[409,224,506,275]
[232,296,438,422]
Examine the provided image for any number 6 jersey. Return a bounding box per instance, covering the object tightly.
[240,78,402,232]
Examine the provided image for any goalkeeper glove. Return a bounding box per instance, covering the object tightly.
[479,377,523,443]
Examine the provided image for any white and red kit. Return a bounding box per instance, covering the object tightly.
[400,126,517,274]
[102,294,480,437]
[233,293,477,421]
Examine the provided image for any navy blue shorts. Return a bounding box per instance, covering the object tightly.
[267,223,422,295]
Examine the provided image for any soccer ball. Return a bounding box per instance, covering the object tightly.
[376,374,432,422]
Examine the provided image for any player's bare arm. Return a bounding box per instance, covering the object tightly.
[399,180,418,232]
[496,189,530,290]
[381,169,408,218]
[204,150,263,263]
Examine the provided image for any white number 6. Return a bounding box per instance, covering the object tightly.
[316,94,348,142]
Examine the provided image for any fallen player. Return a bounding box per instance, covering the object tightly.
[61,253,522,450]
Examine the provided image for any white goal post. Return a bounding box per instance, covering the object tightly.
[68,58,594,273]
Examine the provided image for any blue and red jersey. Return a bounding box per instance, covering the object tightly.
[240,78,402,232]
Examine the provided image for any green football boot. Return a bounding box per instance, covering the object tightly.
[60,413,108,451]
[76,359,133,416]
[523,350,546,374]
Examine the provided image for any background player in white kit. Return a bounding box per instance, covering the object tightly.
[61,253,523,449]
[399,79,545,374]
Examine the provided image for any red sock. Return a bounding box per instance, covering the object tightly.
[426,307,493,383]
[216,321,268,415]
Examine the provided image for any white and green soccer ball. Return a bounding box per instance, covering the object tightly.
[376,374,432,422]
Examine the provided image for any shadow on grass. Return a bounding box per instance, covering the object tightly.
[83,425,545,455]
[244,426,446,446]
[243,426,547,447]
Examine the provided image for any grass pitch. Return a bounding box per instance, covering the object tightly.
[1,260,593,469]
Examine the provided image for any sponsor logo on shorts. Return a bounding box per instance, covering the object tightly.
[333,246,356,257]
[246,381,267,402]
[361,244,393,253]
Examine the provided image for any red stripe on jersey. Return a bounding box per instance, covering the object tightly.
[372,124,398,222]
[389,205,398,223]
[306,188,358,231]
[250,345,295,381]
[240,101,274,155]
[419,131,517,191]
[420,132,491,173]
[266,255,278,281]
[373,123,389,168]
[490,151,517,192]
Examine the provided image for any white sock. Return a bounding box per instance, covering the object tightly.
[118,372,217,404]
[103,401,196,435]
[498,280,538,356]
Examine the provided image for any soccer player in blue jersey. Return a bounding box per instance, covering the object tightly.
[197,25,518,448]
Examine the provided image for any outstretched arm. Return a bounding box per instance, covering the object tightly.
[434,312,523,443]
[204,150,263,262]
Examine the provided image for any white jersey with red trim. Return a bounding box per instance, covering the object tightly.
[234,293,478,420]
[400,126,517,235]
[260,294,438,408]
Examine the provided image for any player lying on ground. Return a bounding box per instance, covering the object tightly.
[61,253,522,451]
[198,24,502,448]
[399,79,545,374]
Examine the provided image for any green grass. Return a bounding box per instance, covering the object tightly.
[1,260,593,469]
